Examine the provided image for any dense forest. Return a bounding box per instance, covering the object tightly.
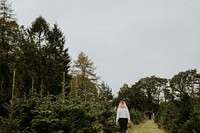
[0,0,200,132]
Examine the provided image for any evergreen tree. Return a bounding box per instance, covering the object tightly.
[25,17,71,95]
[27,16,49,94]
[155,69,200,133]
[16,26,38,95]
[43,23,71,95]
[0,0,20,105]
[99,82,113,101]
[74,52,99,81]
[72,52,99,101]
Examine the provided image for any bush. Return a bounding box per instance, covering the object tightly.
[182,105,200,133]
[130,109,144,125]
[0,100,21,133]
[0,93,120,133]
[98,102,118,133]
[155,93,200,133]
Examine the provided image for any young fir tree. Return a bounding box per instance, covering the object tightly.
[99,81,113,101]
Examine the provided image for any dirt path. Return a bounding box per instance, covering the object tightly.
[127,120,167,133]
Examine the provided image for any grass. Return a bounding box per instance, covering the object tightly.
[127,120,167,133]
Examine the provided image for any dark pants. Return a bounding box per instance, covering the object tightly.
[118,118,128,133]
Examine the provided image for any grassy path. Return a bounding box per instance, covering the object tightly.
[127,120,167,133]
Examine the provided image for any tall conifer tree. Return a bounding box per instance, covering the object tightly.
[72,52,99,101]
[0,0,19,102]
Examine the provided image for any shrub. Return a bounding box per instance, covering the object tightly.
[182,105,200,133]
[130,109,144,125]
[0,94,119,133]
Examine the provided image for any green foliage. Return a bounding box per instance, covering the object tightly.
[98,82,113,101]
[98,101,118,133]
[155,101,182,132]
[0,93,118,133]
[1,1,200,133]
[0,2,117,132]
[130,110,144,125]
[24,16,71,95]
[0,100,21,133]
[116,76,167,113]
[182,105,200,133]
[156,93,200,133]
[71,51,99,101]
[0,0,20,104]
[0,0,71,100]
[155,70,200,133]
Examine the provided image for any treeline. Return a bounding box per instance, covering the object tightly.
[0,0,117,132]
[116,69,200,133]
[0,0,109,104]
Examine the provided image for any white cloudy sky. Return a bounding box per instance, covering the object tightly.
[10,0,200,95]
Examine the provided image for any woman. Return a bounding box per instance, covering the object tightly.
[116,100,130,133]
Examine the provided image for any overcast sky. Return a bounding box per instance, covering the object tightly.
[10,0,200,95]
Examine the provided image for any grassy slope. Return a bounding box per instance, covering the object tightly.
[127,120,167,133]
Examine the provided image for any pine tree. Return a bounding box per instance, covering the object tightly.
[99,82,113,101]
[44,23,71,95]
[25,17,71,95]
[26,16,49,94]
[0,0,20,103]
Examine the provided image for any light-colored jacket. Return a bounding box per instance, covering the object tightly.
[116,108,130,122]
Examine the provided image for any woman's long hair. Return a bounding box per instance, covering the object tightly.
[118,100,128,108]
